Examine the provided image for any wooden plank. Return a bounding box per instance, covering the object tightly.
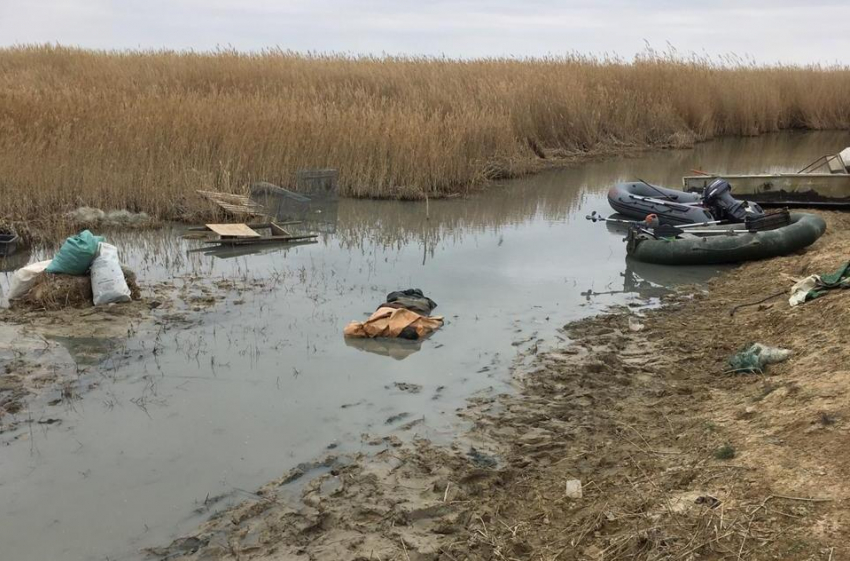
[197,190,258,205]
[205,224,261,238]
[187,221,302,232]
[269,223,291,236]
[201,234,319,246]
[197,190,266,217]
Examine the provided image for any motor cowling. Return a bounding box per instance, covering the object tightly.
[703,179,764,222]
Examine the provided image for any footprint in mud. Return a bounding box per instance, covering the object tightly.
[385,412,411,425]
[279,457,342,486]
[432,385,445,400]
[144,536,208,559]
[396,416,425,431]
[388,382,422,394]
[467,447,498,468]
[340,400,365,409]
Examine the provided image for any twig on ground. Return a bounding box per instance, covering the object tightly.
[769,494,833,503]
[737,494,832,559]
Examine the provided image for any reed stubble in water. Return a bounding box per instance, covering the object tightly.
[2,45,850,236]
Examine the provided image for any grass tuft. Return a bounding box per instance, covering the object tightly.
[714,443,737,460]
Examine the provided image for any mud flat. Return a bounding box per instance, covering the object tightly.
[150,210,850,561]
[0,275,259,434]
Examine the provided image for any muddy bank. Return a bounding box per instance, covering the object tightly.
[0,274,254,433]
[151,210,850,561]
[0,299,152,431]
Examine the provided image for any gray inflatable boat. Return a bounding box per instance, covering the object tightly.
[607,182,714,225]
[608,180,764,225]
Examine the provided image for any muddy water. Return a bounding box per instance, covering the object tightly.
[1,131,848,561]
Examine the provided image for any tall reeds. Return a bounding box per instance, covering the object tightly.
[1,45,850,232]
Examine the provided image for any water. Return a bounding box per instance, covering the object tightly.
[0,131,847,561]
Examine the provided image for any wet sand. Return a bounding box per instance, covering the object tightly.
[153,210,850,560]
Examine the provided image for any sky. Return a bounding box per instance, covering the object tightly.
[1,0,849,64]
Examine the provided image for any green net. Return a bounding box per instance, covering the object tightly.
[728,343,792,374]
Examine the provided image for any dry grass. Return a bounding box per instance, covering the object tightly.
[10,267,141,310]
[2,45,850,238]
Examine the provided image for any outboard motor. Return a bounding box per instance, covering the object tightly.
[703,179,764,222]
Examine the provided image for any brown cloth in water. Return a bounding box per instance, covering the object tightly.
[344,306,444,339]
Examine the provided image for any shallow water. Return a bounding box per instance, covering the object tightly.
[1,131,848,561]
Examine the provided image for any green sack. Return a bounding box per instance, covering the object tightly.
[45,230,104,275]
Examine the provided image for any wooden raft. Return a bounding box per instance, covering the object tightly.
[197,190,266,217]
[198,222,319,247]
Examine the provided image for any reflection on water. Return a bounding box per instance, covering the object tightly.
[197,239,319,260]
[333,129,850,253]
[46,336,122,367]
[344,337,424,360]
[1,131,848,561]
[0,249,31,274]
[579,258,722,301]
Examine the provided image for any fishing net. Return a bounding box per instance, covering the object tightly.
[728,343,792,374]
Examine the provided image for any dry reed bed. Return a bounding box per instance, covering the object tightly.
[2,45,850,236]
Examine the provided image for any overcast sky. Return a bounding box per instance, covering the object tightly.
[1,0,848,64]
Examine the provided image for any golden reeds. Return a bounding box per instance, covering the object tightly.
[1,45,850,233]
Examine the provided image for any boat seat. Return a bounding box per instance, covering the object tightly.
[840,147,850,173]
[826,154,847,174]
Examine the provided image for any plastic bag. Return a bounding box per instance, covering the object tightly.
[7,260,52,300]
[46,230,104,275]
[90,243,131,305]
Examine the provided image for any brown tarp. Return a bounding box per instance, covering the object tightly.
[344,307,444,339]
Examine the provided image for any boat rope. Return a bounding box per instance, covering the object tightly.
[728,289,786,317]
[637,178,678,200]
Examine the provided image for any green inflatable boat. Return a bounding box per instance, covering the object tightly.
[626,212,826,265]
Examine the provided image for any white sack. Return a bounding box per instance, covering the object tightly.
[91,243,131,305]
[8,260,52,300]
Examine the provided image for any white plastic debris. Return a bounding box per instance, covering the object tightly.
[628,317,645,332]
[7,260,52,300]
[789,275,820,307]
[565,479,583,499]
[91,243,131,306]
[66,207,150,226]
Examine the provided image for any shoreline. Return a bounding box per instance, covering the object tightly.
[1,140,653,246]
[4,128,849,247]
[152,209,850,560]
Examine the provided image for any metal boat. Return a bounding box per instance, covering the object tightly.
[0,228,19,258]
[682,148,850,206]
